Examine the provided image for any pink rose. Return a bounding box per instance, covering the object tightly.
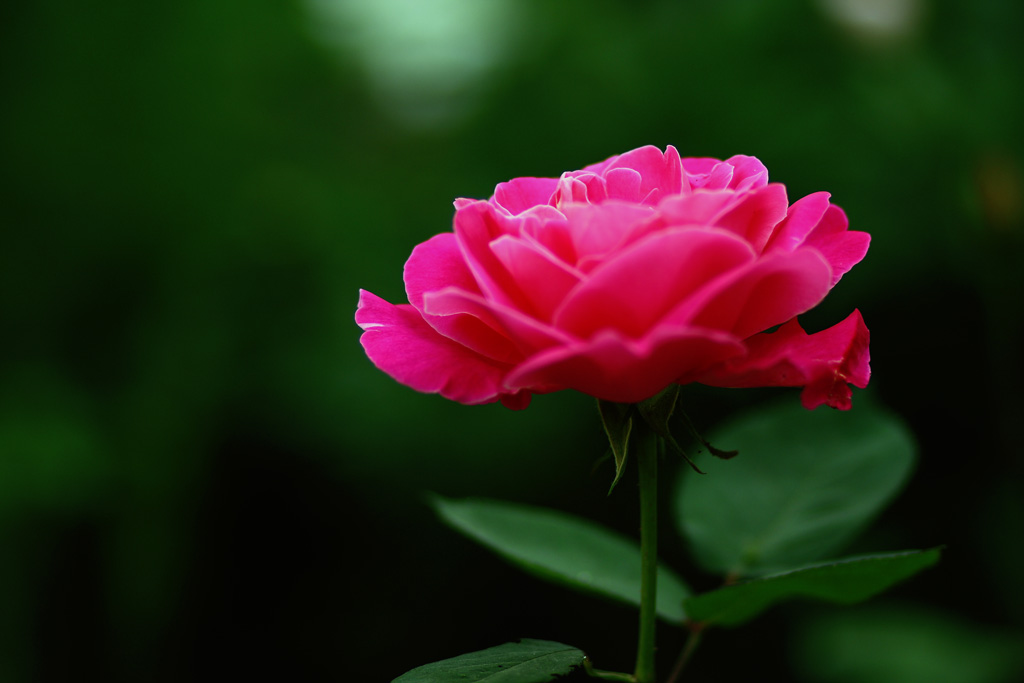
[357,145,870,411]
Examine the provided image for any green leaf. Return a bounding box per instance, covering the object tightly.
[432,496,691,623]
[392,638,585,683]
[794,605,1024,683]
[675,400,916,575]
[683,548,940,627]
[598,400,633,493]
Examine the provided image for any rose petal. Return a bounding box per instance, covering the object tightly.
[604,167,643,202]
[723,155,769,191]
[552,172,605,206]
[356,290,521,406]
[555,227,756,339]
[405,233,477,311]
[682,155,769,191]
[683,309,870,410]
[804,205,871,285]
[519,209,576,264]
[562,201,658,271]
[681,157,721,178]
[505,325,744,403]
[604,145,683,200]
[766,198,869,285]
[696,160,736,190]
[656,190,742,227]
[662,248,833,339]
[764,191,833,253]
[715,183,789,252]
[454,201,561,311]
[404,233,521,363]
[492,177,559,215]
[423,286,572,353]
[489,234,583,322]
[517,146,683,209]
[500,391,533,410]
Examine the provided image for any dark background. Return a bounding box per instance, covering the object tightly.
[2,0,1022,681]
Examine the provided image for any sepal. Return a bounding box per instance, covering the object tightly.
[636,385,705,473]
[598,399,634,493]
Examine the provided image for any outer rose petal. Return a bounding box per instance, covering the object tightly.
[423,285,573,354]
[356,290,529,408]
[505,325,744,404]
[766,196,870,285]
[764,191,832,253]
[714,183,789,252]
[663,248,833,339]
[804,205,871,285]
[684,309,870,410]
[404,233,521,363]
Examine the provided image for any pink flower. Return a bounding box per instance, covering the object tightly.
[357,145,871,411]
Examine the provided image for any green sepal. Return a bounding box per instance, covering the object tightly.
[683,548,941,627]
[676,405,738,459]
[636,385,704,473]
[598,399,634,494]
[392,638,585,683]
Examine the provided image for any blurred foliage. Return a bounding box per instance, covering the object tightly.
[0,0,1022,681]
[794,604,1024,683]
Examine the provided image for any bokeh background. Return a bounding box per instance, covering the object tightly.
[2,0,1023,681]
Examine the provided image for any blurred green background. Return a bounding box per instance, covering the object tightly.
[2,0,1022,680]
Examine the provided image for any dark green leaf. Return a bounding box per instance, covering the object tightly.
[598,400,633,493]
[392,639,585,683]
[794,605,1024,683]
[433,496,691,623]
[676,400,916,575]
[684,548,940,626]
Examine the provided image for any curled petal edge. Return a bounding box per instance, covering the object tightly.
[684,309,870,410]
[356,290,531,409]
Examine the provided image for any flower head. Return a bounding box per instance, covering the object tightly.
[357,145,870,410]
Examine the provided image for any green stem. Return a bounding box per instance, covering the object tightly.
[583,657,637,682]
[634,428,659,683]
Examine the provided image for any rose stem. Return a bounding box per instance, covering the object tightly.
[634,426,658,683]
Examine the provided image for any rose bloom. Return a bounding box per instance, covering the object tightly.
[357,145,870,411]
